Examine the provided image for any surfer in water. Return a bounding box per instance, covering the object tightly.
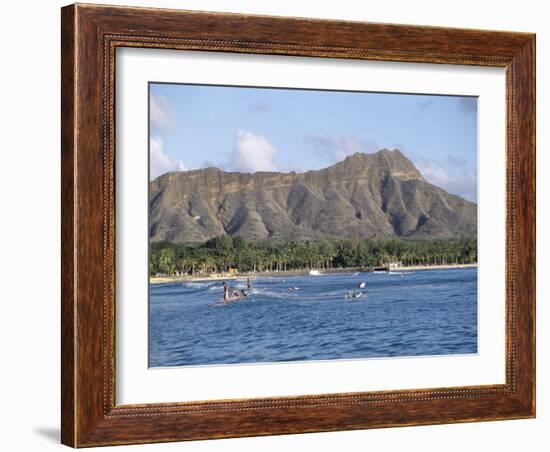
[346,290,365,300]
[222,282,229,304]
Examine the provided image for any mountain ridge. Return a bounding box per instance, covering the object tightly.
[149,149,477,243]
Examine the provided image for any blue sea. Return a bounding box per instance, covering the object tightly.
[149,268,477,367]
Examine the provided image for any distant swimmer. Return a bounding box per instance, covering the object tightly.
[247,278,252,290]
[240,289,248,297]
[222,282,229,304]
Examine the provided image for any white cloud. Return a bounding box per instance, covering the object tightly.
[447,153,466,167]
[150,94,174,129]
[306,134,378,163]
[416,158,477,202]
[228,130,278,172]
[150,136,186,180]
[416,159,449,186]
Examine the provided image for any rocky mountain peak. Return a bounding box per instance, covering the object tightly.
[149,150,476,243]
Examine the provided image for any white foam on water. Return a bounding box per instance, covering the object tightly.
[182,281,218,289]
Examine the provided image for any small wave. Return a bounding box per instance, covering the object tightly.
[252,288,297,300]
[183,281,217,289]
[372,271,412,276]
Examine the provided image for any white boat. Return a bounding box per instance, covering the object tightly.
[358,282,366,289]
[309,270,322,276]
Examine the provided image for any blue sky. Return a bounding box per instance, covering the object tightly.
[149,83,478,201]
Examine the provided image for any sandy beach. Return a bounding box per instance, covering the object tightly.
[150,274,241,284]
[149,268,345,284]
[149,263,477,284]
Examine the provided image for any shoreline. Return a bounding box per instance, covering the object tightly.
[149,267,356,284]
[394,263,477,272]
[150,263,477,284]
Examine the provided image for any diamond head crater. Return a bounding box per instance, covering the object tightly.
[149,149,477,280]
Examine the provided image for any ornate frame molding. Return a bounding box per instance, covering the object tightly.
[62,4,535,447]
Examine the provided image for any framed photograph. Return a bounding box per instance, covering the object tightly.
[61,3,535,447]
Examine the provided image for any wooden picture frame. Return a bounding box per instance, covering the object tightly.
[61,3,535,447]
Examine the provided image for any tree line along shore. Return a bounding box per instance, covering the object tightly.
[149,236,477,278]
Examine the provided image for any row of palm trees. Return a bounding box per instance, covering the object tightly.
[149,236,477,277]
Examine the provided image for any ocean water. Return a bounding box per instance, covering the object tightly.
[149,268,477,367]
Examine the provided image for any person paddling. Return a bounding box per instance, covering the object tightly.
[222,282,229,304]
